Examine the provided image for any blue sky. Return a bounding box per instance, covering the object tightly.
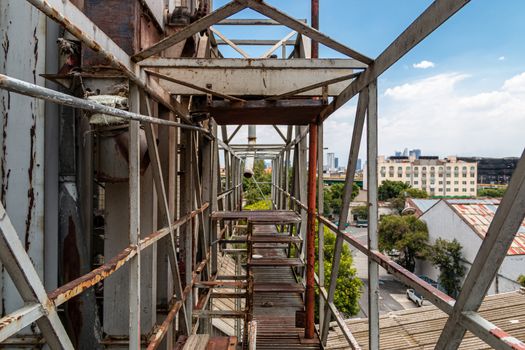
[214,1,525,164]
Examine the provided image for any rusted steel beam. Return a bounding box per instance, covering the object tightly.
[134,1,247,61]
[24,0,193,123]
[48,203,209,307]
[248,321,257,350]
[0,74,207,132]
[146,299,183,350]
[194,281,248,289]
[48,247,137,306]
[305,122,318,339]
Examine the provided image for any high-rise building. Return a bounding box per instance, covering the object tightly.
[334,157,339,169]
[363,155,478,197]
[356,158,362,171]
[409,149,422,159]
[327,152,335,170]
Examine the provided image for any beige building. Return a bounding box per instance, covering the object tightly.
[364,156,478,197]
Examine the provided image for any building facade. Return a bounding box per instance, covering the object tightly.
[364,155,478,197]
[416,199,525,294]
[458,157,518,185]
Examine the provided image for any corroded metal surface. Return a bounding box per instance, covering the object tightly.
[212,210,301,224]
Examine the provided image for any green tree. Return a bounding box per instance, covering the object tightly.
[518,275,525,287]
[428,238,465,297]
[351,205,368,220]
[316,227,362,318]
[242,160,272,206]
[379,215,429,272]
[244,200,271,211]
[323,182,359,216]
[378,180,410,201]
[391,187,429,214]
[478,187,506,198]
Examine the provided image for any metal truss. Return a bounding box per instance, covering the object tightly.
[1,0,524,349]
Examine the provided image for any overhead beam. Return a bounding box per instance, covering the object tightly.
[145,70,246,102]
[216,39,296,46]
[321,0,471,121]
[261,31,297,58]
[217,18,307,25]
[139,59,360,97]
[133,1,247,61]
[238,0,372,64]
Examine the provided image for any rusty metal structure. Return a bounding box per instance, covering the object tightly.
[0,0,524,349]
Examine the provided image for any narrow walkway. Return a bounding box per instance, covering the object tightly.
[250,224,320,350]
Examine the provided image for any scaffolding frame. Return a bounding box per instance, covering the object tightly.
[0,0,524,349]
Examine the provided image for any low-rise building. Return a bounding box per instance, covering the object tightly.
[364,155,478,197]
[416,198,525,294]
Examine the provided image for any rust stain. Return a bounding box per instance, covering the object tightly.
[32,27,39,83]
[1,92,10,206]
[49,247,136,306]
[24,113,36,252]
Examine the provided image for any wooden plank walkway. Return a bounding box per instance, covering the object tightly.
[251,224,320,350]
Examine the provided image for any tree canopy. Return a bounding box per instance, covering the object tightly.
[478,187,506,198]
[242,160,272,205]
[317,227,362,318]
[378,180,410,201]
[428,238,465,297]
[323,182,359,216]
[379,215,429,272]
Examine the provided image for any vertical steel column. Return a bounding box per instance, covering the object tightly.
[311,0,319,58]
[305,123,318,339]
[128,86,141,350]
[367,81,379,350]
[317,123,325,330]
[210,121,219,275]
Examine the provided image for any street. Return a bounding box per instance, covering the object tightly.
[342,226,420,318]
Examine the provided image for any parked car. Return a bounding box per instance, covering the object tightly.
[406,288,424,307]
[356,219,368,228]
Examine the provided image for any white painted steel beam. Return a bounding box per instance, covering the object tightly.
[0,203,73,349]
[367,81,379,350]
[0,304,44,342]
[320,91,368,344]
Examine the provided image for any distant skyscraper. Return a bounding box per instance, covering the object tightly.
[334,157,339,169]
[327,152,335,170]
[394,151,402,157]
[356,158,362,171]
[409,149,422,159]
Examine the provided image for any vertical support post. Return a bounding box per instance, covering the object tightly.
[317,122,325,330]
[128,86,141,350]
[305,123,318,339]
[367,80,379,350]
[210,121,219,275]
[321,90,368,344]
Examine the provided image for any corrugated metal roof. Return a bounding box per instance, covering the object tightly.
[447,199,525,255]
[409,199,439,214]
[326,291,525,350]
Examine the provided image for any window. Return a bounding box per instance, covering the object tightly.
[462,188,467,192]
[446,188,451,192]
[446,166,451,171]
[430,166,435,171]
[446,181,451,185]
[471,188,476,192]
[389,166,394,170]
[422,167,427,171]
[414,181,419,185]
[462,166,467,171]
[462,181,467,185]
[430,180,435,185]
[439,181,443,185]
[470,180,475,185]
[470,166,475,171]
[454,181,459,185]
[381,166,386,171]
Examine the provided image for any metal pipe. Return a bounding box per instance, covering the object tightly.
[305,122,318,339]
[243,125,256,178]
[311,0,319,58]
[0,74,209,133]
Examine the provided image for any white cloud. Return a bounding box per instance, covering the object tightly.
[379,72,525,158]
[412,60,435,69]
[498,56,506,61]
